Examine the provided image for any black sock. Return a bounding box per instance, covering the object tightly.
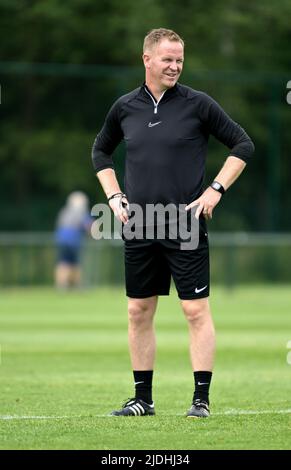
[133,370,153,404]
[193,371,212,404]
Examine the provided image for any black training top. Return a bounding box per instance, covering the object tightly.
[92,83,254,207]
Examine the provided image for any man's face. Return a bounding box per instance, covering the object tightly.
[143,39,184,90]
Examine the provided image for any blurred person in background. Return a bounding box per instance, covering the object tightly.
[54,191,92,289]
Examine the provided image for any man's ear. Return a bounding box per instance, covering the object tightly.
[143,53,151,69]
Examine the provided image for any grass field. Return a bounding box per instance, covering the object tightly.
[0,285,290,450]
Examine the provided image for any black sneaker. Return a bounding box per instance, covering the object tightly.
[187,399,210,418]
[110,398,155,416]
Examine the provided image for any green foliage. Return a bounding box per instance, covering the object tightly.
[0,0,291,229]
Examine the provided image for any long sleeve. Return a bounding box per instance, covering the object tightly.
[91,100,123,173]
[200,93,255,162]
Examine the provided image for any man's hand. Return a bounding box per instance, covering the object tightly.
[109,195,129,224]
[185,187,222,220]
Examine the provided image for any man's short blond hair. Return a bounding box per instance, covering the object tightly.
[143,28,184,53]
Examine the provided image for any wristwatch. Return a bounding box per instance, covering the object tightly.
[210,181,225,195]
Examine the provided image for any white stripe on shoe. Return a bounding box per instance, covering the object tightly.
[135,403,145,414]
[129,406,138,416]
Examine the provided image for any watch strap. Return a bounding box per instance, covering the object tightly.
[210,181,225,195]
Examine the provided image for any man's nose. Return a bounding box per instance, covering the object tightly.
[169,62,179,71]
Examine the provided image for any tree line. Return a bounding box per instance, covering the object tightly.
[0,0,290,230]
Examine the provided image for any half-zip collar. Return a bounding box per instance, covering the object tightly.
[143,83,178,114]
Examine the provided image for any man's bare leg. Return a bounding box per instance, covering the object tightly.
[110,296,158,415]
[128,296,158,370]
[182,297,215,417]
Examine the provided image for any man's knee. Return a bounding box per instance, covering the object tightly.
[181,298,210,323]
[128,298,156,326]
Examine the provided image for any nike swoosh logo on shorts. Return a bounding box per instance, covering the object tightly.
[198,382,209,386]
[195,285,208,294]
[134,381,144,385]
[148,121,162,127]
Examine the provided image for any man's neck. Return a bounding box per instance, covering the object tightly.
[145,82,167,102]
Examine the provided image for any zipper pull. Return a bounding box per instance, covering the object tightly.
[154,106,157,114]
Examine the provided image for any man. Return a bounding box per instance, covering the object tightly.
[92,28,254,418]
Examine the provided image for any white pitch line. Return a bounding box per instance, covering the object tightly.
[1,409,291,420]
[214,409,291,416]
[0,415,80,420]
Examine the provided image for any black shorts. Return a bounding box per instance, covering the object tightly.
[124,220,209,300]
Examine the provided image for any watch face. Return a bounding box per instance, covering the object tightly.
[211,181,224,194]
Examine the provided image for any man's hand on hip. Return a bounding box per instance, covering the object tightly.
[109,195,129,224]
[185,187,222,220]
